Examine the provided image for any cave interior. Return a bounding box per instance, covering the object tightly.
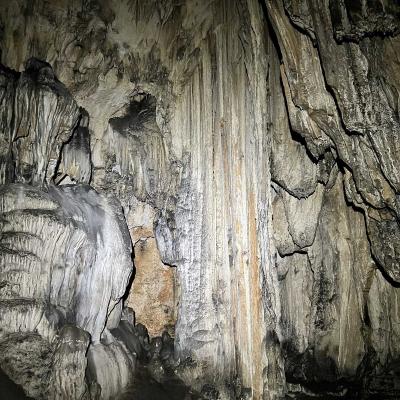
[0,0,400,399]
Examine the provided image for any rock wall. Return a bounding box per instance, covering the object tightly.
[0,0,399,399]
[267,0,400,397]
[0,60,136,399]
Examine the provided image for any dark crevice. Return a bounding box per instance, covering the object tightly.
[340,166,400,288]
[370,253,400,289]
[0,368,32,400]
[122,246,136,304]
[258,0,283,63]
[109,93,156,136]
[52,108,90,184]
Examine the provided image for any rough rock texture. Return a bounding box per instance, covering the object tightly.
[0,0,400,399]
[49,326,91,400]
[128,235,177,337]
[0,183,132,341]
[266,0,400,397]
[0,56,136,398]
[0,59,80,185]
[0,182,135,398]
[268,0,400,281]
[87,337,136,400]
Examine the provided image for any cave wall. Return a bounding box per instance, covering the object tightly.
[0,0,399,399]
[267,0,400,396]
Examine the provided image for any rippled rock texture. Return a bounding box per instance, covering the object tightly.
[0,59,136,399]
[0,0,400,399]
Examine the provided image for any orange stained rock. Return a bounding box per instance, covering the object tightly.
[127,232,177,337]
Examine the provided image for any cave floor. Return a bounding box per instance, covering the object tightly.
[121,367,201,400]
[1,366,398,400]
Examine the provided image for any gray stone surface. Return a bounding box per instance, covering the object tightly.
[49,326,91,400]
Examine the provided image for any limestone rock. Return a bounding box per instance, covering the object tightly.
[49,326,91,400]
[0,182,133,397]
[267,0,400,283]
[0,59,80,185]
[0,332,53,399]
[128,236,177,337]
[1,183,132,341]
[56,110,92,185]
[0,0,400,398]
[87,337,136,400]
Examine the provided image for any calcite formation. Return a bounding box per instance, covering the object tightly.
[0,0,399,399]
[0,59,135,399]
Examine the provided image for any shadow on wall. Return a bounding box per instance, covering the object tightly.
[0,369,32,400]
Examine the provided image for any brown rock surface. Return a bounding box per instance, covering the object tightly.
[128,234,177,337]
